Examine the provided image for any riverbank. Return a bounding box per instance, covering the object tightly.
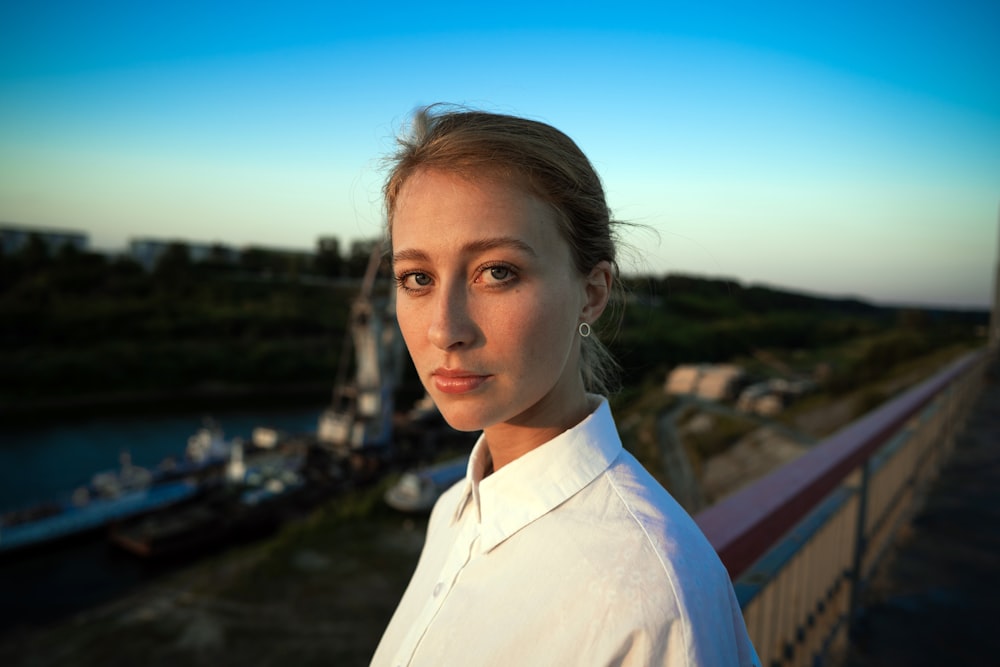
[0,348,977,666]
[0,480,423,667]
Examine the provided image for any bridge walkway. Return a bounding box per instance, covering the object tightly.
[844,359,1000,666]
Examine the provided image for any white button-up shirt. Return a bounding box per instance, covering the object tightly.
[371,398,760,666]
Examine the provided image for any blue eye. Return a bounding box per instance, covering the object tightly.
[489,266,511,281]
[396,271,432,293]
[479,263,517,287]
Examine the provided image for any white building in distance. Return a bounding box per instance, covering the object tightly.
[665,364,745,402]
[0,223,88,255]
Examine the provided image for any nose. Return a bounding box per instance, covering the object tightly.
[427,281,477,350]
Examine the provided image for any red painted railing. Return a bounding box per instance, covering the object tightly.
[695,349,985,581]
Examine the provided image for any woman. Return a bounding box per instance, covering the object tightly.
[371,107,759,666]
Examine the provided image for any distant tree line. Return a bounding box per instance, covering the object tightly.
[1,233,384,284]
[0,237,988,416]
[0,235,389,410]
[609,274,986,391]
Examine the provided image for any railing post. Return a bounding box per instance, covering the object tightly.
[847,459,870,640]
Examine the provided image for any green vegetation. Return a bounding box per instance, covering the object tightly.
[0,238,366,412]
[683,412,757,462]
[0,240,988,419]
[611,273,985,391]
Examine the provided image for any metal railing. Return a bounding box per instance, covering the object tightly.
[695,349,989,667]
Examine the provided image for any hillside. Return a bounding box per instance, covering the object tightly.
[0,243,987,421]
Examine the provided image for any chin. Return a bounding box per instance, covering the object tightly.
[437,409,490,433]
[432,398,495,433]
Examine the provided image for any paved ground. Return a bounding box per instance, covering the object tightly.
[844,358,1000,666]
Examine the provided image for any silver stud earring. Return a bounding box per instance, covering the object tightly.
[578,322,591,338]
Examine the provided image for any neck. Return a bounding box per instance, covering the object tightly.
[482,391,594,472]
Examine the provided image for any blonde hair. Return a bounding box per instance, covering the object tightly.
[384,105,623,395]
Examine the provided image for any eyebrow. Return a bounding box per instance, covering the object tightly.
[392,235,538,265]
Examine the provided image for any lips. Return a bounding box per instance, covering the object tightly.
[432,368,491,395]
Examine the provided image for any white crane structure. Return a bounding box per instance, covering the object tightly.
[317,242,405,454]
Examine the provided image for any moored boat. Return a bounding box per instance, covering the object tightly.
[384,456,468,513]
[0,479,200,556]
[109,440,310,560]
[0,425,241,558]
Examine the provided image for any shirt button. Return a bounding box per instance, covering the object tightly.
[432,582,444,597]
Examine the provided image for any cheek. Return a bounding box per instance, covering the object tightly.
[487,290,576,361]
[395,303,426,353]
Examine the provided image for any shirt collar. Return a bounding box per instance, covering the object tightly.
[451,396,622,553]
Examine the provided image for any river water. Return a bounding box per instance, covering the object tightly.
[0,406,326,512]
[0,404,327,634]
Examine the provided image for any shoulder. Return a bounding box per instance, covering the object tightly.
[544,448,732,599]
[425,477,468,531]
[592,449,717,560]
[594,451,759,665]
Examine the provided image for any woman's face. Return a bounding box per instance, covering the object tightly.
[391,168,590,434]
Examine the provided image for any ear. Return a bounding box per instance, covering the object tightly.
[580,260,613,324]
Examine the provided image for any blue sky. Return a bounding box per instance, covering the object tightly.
[1,1,997,308]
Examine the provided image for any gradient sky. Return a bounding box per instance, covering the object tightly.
[1,1,997,308]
